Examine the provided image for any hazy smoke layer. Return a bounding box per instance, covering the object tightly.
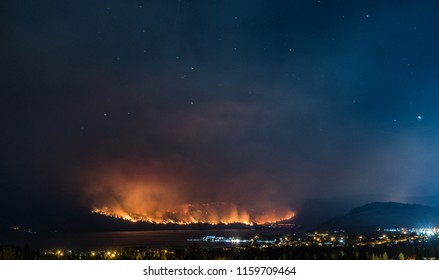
[81,159,294,224]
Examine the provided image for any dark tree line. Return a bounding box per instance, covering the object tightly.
[2,240,439,260]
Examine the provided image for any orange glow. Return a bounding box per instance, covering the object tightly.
[82,161,294,225]
[92,203,294,225]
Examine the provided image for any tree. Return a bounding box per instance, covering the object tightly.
[339,249,345,259]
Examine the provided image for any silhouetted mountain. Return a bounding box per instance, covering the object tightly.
[401,194,439,207]
[321,202,439,231]
[292,193,409,230]
[293,195,376,230]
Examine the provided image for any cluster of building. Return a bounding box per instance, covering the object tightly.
[42,249,123,259]
[278,227,439,248]
[187,227,439,249]
[38,227,439,259]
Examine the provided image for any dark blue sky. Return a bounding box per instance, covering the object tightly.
[2,0,439,228]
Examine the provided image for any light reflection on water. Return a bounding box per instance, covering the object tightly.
[1,229,294,250]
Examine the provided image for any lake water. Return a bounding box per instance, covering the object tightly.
[1,229,294,250]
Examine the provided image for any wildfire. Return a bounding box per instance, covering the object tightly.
[92,202,294,225]
[82,161,295,226]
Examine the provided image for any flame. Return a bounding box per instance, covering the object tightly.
[81,160,294,225]
[92,202,294,225]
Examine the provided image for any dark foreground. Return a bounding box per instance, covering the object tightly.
[1,242,439,260]
[2,229,439,260]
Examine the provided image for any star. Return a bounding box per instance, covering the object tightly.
[417,115,423,120]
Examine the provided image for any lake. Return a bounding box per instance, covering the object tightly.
[1,229,294,250]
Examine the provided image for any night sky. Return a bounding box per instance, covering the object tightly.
[2,0,439,229]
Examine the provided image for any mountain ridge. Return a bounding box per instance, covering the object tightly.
[321,201,439,231]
